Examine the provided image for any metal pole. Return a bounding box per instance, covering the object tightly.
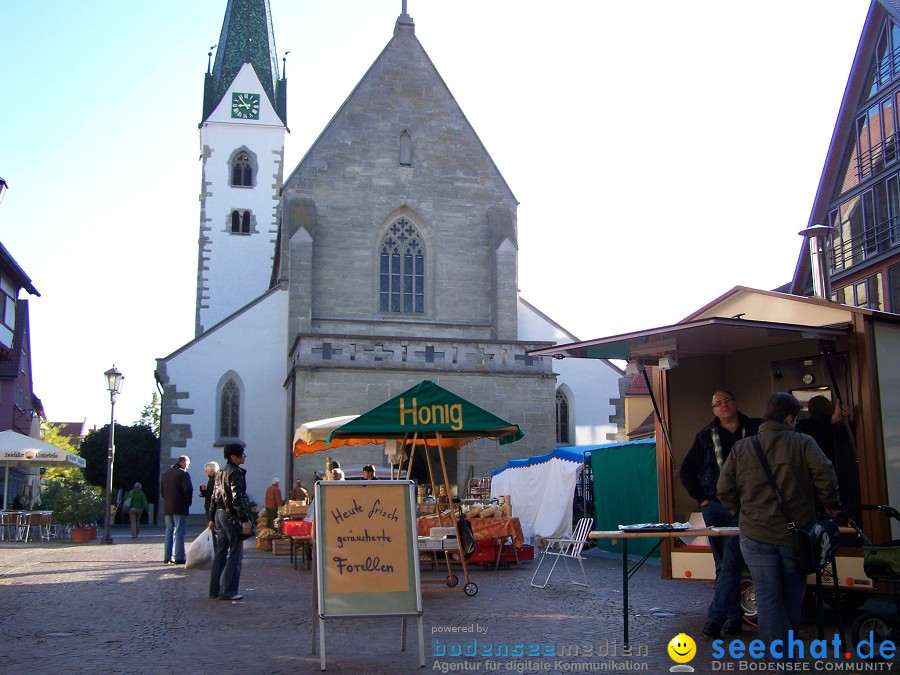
[101,391,116,544]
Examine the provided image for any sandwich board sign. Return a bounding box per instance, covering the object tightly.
[314,480,423,669]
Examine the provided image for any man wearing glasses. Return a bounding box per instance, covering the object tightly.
[680,390,761,639]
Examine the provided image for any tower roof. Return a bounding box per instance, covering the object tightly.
[204,0,284,124]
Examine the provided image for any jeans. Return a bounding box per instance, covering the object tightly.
[209,510,244,599]
[164,514,187,562]
[740,535,807,658]
[701,501,744,624]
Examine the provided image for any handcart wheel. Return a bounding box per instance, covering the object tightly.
[446,574,459,587]
[464,582,478,596]
[739,577,757,623]
[850,611,897,648]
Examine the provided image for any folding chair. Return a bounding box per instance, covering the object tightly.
[530,517,593,588]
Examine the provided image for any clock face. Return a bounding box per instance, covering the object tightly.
[231,92,260,120]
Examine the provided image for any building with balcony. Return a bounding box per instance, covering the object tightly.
[792,1,900,310]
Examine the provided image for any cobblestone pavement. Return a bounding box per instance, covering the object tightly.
[0,526,886,674]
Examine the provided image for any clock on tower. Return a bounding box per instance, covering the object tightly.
[231,92,261,120]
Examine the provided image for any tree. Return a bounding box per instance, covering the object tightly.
[41,422,84,484]
[136,392,161,437]
[79,424,161,511]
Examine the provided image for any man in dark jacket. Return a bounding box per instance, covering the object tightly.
[160,455,193,564]
[209,443,251,601]
[680,390,761,639]
[718,392,840,657]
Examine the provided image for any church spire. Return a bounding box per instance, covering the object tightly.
[202,0,286,125]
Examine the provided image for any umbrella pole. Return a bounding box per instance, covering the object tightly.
[405,433,417,483]
[422,440,441,517]
[436,432,470,586]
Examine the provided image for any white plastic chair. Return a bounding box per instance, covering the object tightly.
[530,517,593,588]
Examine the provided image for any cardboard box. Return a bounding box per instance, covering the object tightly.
[418,537,444,551]
[282,520,312,537]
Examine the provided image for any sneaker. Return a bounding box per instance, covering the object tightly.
[164,560,174,565]
[722,619,743,635]
[220,594,243,601]
[702,621,721,639]
[173,560,186,565]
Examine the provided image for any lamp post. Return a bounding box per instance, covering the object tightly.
[101,366,124,545]
[0,177,8,206]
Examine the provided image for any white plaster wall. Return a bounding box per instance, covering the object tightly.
[199,63,285,329]
[165,289,288,512]
[517,299,621,444]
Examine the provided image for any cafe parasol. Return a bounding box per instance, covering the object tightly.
[293,379,524,596]
[0,430,87,509]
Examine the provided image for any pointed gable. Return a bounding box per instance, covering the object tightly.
[792,1,900,310]
[284,13,516,207]
[203,0,285,124]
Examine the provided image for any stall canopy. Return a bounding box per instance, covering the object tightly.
[325,380,524,448]
[489,446,586,541]
[0,430,87,509]
[293,415,364,454]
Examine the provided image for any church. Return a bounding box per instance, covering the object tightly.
[155,0,623,508]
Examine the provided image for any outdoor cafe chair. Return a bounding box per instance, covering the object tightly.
[530,516,593,589]
[24,512,52,542]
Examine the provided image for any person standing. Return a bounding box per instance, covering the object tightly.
[718,392,840,656]
[202,462,219,517]
[264,477,283,529]
[680,390,761,638]
[161,455,193,565]
[289,479,309,502]
[209,443,251,601]
[127,482,149,538]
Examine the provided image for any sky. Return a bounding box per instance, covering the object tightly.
[0,0,873,431]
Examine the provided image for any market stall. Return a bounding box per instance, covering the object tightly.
[294,379,524,597]
[489,446,586,541]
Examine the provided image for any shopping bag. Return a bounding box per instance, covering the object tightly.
[185,528,214,570]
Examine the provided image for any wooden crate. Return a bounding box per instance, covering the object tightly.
[271,538,292,555]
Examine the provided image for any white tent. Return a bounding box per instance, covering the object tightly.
[489,446,587,542]
[0,430,86,509]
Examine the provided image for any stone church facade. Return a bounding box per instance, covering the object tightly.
[156,1,623,508]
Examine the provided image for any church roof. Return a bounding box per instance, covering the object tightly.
[203,0,285,124]
[284,9,516,204]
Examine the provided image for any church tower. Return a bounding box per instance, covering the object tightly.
[195,0,287,336]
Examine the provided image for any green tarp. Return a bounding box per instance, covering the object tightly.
[591,440,660,558]
[327,380,524,446]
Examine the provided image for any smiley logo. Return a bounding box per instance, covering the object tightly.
[667,633,697,664]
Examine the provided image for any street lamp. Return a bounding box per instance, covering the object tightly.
[0,177,8,206]
[100,366,124,545]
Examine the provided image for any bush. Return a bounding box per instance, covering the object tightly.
[45,478,105,527]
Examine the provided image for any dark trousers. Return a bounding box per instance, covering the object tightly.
[209,510,243,599]
[701,500,745,624]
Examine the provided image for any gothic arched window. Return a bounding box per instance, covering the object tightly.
[399,130,412,166]
[231,151,254,187]
[556,389,571,444]
[230,210,251,234]
[220,379,240,439]
[379,218,424,313]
